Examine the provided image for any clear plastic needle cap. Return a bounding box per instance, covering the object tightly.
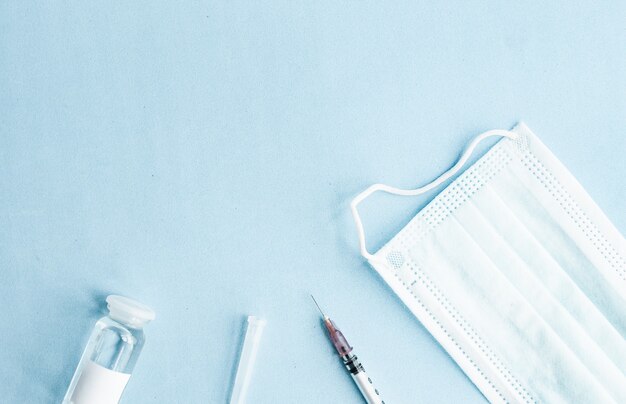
[230,316,267,404]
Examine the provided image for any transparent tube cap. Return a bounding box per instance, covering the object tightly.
[230,316,267,404]
[106,295,155,329]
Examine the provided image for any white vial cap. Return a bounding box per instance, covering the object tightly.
[106,295,155,328]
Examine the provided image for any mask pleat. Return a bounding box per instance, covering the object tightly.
[481,181,626,367]
[461,183,626,401]
[405,208,618,403]
[380,218,523,403]
[498,158,626,337]
[387,258,520,403]
[509,142,626,295]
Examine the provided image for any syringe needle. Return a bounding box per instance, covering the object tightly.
[311,295,351,355]
[310,295,327,319]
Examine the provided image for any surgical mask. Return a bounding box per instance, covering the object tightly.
[351,123,626,403]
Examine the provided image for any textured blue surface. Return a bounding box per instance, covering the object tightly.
[1,2,625,403]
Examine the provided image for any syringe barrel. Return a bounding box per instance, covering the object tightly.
[342,353,385,404]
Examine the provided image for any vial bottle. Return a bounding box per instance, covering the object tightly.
[63,295,155,404]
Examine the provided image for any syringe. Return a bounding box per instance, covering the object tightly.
[311,295,385,404]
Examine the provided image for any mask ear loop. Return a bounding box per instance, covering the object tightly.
[351,129,518,262]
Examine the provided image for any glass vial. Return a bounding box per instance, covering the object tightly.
[63,295,155,404]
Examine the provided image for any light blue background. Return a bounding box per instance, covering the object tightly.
[1,1,625,403]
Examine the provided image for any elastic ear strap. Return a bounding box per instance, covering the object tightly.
[350,129,518,261]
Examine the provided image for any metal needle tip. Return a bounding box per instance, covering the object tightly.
[310,295,327,319]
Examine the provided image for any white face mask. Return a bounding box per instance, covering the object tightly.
[351,123,626,403]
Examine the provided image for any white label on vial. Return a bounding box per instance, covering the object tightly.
[71,360,131,404]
